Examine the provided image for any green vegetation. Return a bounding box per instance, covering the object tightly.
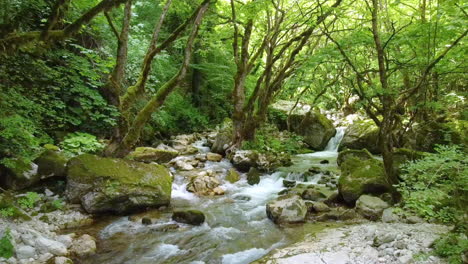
[242,125,308,155]
[60,132,105,156]
[0,229,14,259]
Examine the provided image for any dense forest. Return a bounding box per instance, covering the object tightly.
[0,0,466,263]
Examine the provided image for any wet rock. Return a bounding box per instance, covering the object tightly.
[194,153,207,162]
[175,160,195,171]
[127,146,178,163]
[211,131,231,155]
[66,154,172,214]
[187,176,221,195]
[212,187,225,195]
[70,234,96,257]
[301,189,326,201]
[141,217,152,225]
[226,168,240,183]
[283,179,296,188]
[247,167,261,185]
[320,159,329,164]
[266,194,307,224]
[310,201,330,212]
[339,119,381,154]
[206,153,223,162]
[355,195,390,221]
[172,210,205,225]
[231,150,259,171]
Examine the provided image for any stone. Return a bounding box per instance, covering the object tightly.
[301,189,327,201]
[35,237,68,256]
[211,131,231,155]
[339,119,381,154]
[175,160,195,171]
[0,160,39,190]
[226,168,240,183]
[206,153,223,162]
[382,208,400,223]
[320,159,329,164]
[355,195,390,220]
[66,154,172,214]
[338,156,392,205]
[311,202,330,212]
[16,245,35,259]
[142,217,152,225]
[230,150,259,171]
[127,146,178,163]
[56,235,73,248]
[55,257,73,264]
[373,232,396,246]
[187,176,220,195]
[247,167,261,185]
[212,187,225,195]
[35,150,68,178]
[282,179,296,188]
[266,194,307,224]
[172,210,205,225]
[337,149,374,167]
[70,235,96,257]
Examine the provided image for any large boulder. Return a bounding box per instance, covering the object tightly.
[186,175,221,195]
[0,159,39,190]
[355,195,390,221]
[127,146,178,163]
[337,149,373,167]
[230,150,291,172]
[338,156,392,205]
[35,150,68,178]
[247,167,261,185]
[211,131,231,155]
[230,150,259,171]
[266,194,307,224]
[339,119,381,154]
[66,154,172,214]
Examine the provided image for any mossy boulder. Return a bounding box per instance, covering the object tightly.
[35,150,68,178]
[247,167,261,185]
[66,154,172,214]
[226,168,240,183]
[338,157,391,205]
[339,119,381,154]
[337,149,373,167]
[172,210,205,225]
[266,194,307,224]
[269,101,336,150]
[127,147,178,163]
[0,159,39,190]
[212,131,232,155]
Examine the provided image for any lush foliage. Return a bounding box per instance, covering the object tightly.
[242,125,308,155]
[433,233,468,264]
[18,192,41,209]
[60,132,105,157]
[397,145,467,224]
[0,229,14,259]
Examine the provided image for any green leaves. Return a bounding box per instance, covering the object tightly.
[0,229,14,259]
[60,132,104,157]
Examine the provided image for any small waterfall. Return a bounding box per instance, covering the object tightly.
[324,127,346,152]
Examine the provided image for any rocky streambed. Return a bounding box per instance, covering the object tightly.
[0,128,452,264]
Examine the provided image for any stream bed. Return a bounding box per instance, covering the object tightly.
[77,128,346,264]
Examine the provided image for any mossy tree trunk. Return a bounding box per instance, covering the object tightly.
[104,0,211,157]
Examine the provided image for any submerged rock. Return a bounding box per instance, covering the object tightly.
[355,195,390,221]
[127,146,178,163]
[172,210,205,225]
[266,194,307,224]
[66,154,172,214]
[283,179,296,188]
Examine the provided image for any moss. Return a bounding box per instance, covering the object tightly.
[339,119,381,154]
[0,159,39,190]
[127,147,178,163]
[226,168,240,183]
[35,150,68,178]
[337,149,373,167]
[339,157,391,205]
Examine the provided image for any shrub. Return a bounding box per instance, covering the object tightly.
[396,145,467,225]
[60,132,104,156]
[242,124,307,155]
[0,229,14,259]
[18,192,41,209]
[433,233,468,264]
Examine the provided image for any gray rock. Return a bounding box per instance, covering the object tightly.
[16,245,36,259]
[382,208,400,223]
[55,257,73,264]
[70,234,96,257]
[172,210,205,226]
[35,237,68,256]
[355,195,390,221]
[266,194,307,224]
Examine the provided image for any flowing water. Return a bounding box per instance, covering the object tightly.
[80,128,346,264]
